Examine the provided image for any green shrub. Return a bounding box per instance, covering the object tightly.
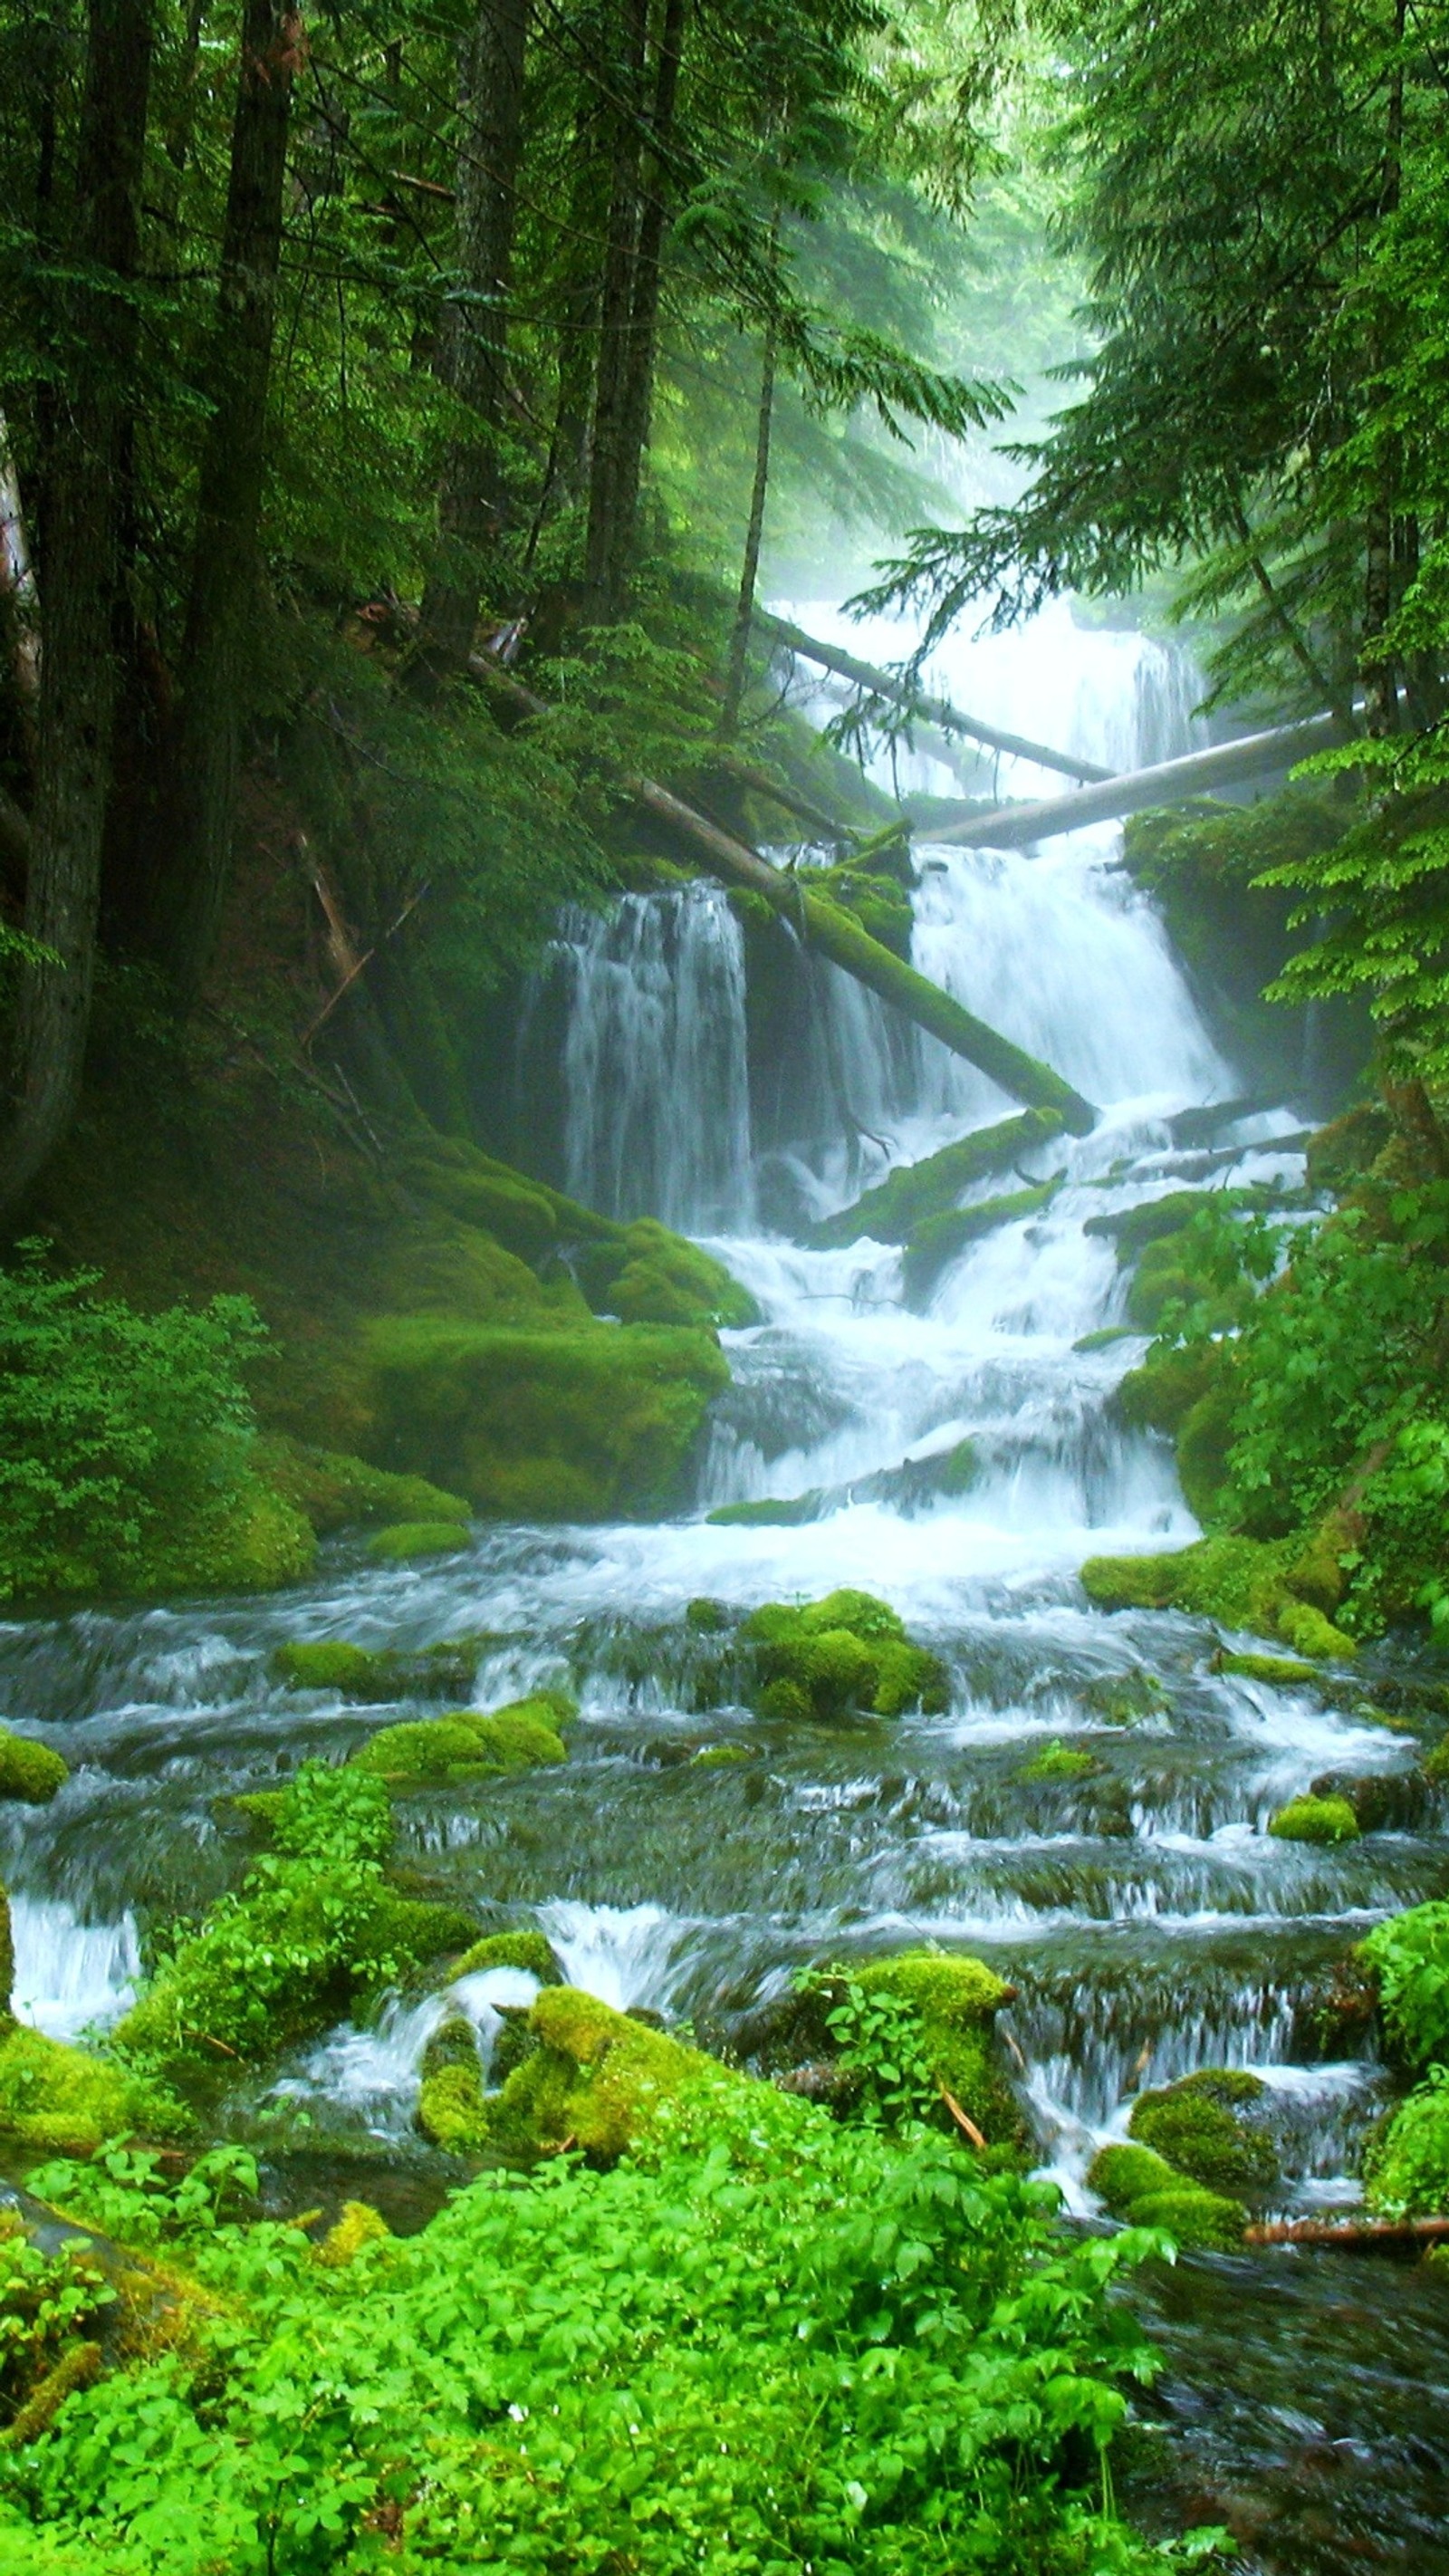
[1363,2065,1449,2216]
[254,1437,469,1536]
[0,1249,313,1605]
[1361,1901,1449,2069]
[0,1735,68,1805]
[1019,1740,1097,1782]
[1268,1794,1360,1846]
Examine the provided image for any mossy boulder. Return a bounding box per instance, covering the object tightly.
[271,1638,487,1701]
[707,1494,826,1528]
[1019,1739,1097,1783]
[364,1522,470,1563]
[742,1591,948,1723]
[0,1734,68,1805]
[351,1697,571,1788]
[256,1437,469,1537]
[575,1220,759,1331]
[484,1987,732,2163]
[1088,2139,1247,2252]
[0,2026,181,2154]
[1217,1652,1319,1686]
[360,1318,731,1520]
[854,1950,1024,2156]
[418,2052,490,2155]
[1268,1793,1360,1845]
[1080,1534,1356,1658]
[451,1929,562,1983]
[1128,2070,1279,2196]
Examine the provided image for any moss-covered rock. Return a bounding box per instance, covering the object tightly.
[485,1987,731,2164]
[256,1437,470,1537]
[1217,1651,1320,1686]
[854,1950,1024,2156]
[1080,1671,1166,1726]
[451,1929,561,1982]
[741,1591,948,1723]
[1128,2070,1279,2196]
[314,2200,392,2266]
[1019,1739,1097,1783]
[270,1638,487,1701]
[351,1697,570,1787]
[706,1494,826,1528]
[364,1522,470,1562]
[804,1110,1063,1251]
[0,2026,180,2155]
[0,1735,68,1806]
[1087,2139,1247,2251]
[418,2053,490,2155]
[360,1318,731,1520]
[574,1220,759,1331]
[1080,1534,1356,1657]
[1268,1793,1361,1845]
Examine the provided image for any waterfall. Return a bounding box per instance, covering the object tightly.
[545,883,754,1233]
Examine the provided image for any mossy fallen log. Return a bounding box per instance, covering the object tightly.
[464,644,1097,1134]
[806,1109,1064,1249]
[901,1178,1061,1307]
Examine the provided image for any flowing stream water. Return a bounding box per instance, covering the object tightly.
[2,612,1445,2567]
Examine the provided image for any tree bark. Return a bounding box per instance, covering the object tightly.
[721,287,778,740]
[599,0,687,610]
[0,0,152,1221]
[414,0,532,679]
[583,0,649,612]
[149,2,301,1006]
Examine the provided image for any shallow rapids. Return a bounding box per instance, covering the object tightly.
[1,738,1444,2560]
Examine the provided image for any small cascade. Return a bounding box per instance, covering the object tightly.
[542,883,754,1233]
[9,1897,139,2040]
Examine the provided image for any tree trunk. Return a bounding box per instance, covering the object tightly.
[583,0,649,612]
[414,0,532,679]
[0,0,152,1222]
[149,2,301,1006]
[721,293,777,740]
[599,0,687,611]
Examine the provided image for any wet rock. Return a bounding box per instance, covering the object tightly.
[1309,1770,1430,1834]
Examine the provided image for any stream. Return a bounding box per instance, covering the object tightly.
[2,609,1446,2570]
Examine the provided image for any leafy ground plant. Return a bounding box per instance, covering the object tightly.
[1,2089,1229,2575]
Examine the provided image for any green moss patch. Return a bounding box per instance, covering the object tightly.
[1217,1652,1320,1686]
[0,2026,180,2155]
[707,1494,825,1527]
[364,1521,470,1562]
[351,1697,571,1787]
[1268,1793,1361,1845]
[1018,1739,1097,1783]
[1088,2139,1247,2251]
[1128,2071,1279,2196]
[257,1437,469,1537]
[483,1986,733,2164]
[854,1950,1022,2154]
[1080,1534,1356,1657]
[741,1591,947,1722]
[0,1735,68,1805]
[271,1637,487,1701]
[451,1929,561,1982]
[360,1317,730,1520]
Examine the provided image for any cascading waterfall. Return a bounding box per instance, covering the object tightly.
[2,602,1440,2571]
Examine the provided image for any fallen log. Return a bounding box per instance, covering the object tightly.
[460,646,1098,1136]
[1244,2212,1449,2249]
[633,779,1097,1134]
[934,712,1351,849]
[753,609,1111,784]
[806,1108,1065,1248]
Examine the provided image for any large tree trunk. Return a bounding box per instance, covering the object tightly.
[598,0,687,610]
[583,0,649,613]
[0,0,152,1222]
[149,2,300,1006]
[414,0,533,680]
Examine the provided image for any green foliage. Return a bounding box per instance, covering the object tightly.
[796,1969,939,2129]
[1363,2066,1449,2217]
[0,2078,1223,2576]
[254,1441,470,1538]
[1019,1739,1097,1782]
[25,2142,261,2254]
[111,1764,474,2088]
[0,1737,67,1807]
[1268,1793,1360,1846]
[0,1250,312,1607]
[0,2211,110,2435]
[0,2027,183,2158]
[1361,1901,1449,2071]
